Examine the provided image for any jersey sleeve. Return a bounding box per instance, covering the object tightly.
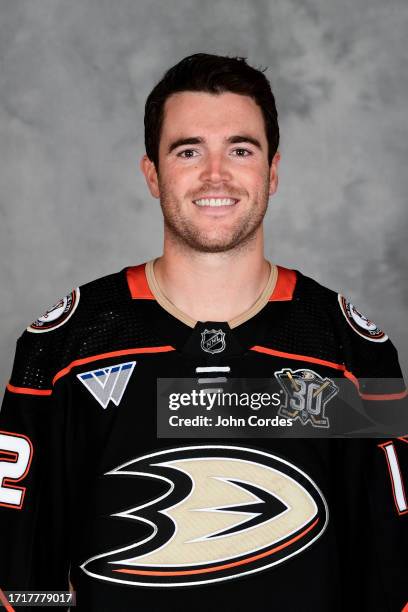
[335,437,408,610]
[374,436,408,611]
[335,294,408,435]
[0,329,74,592]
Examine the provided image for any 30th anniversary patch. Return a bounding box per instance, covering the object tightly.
[27,288,80,333]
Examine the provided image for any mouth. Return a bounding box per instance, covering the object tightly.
[192,197,239,207]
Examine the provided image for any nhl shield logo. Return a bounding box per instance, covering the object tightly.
[201,329,226,354]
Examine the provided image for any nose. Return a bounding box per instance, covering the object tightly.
[199,151,232,184]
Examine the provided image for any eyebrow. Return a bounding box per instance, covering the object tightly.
[167,134,263,154]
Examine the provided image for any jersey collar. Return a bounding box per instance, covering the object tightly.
[126,259,296,328]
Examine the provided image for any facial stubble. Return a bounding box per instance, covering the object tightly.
[158,176,270,254]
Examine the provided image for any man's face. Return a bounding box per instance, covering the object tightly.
[142,91,279,253]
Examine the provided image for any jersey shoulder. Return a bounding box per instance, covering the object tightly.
[260,267,343,366]
[293,268,403,380]
[9,265,159,392]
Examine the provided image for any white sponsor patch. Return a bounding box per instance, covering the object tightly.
[77,361,136,409]
[338,294,388,342]
[28,288,80,333]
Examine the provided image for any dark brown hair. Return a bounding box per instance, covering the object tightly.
[144,53,279,168]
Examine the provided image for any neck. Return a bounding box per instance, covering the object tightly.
[153,229,271,323]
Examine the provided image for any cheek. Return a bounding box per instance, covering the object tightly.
[159,170,191,199]
[242,168,268,193]
[164,166,200,192]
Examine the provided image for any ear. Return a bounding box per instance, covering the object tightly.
[140,154,160,198]
[268,151,280,196]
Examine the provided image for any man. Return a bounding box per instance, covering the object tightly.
[0,53,407,611]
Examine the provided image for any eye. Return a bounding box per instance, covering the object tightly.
[177,149,200,158]
[231,148,253,157]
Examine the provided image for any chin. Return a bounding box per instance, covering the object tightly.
[187,234,252,253]
[192,243,235,254]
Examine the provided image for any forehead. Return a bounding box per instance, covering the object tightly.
[161,91,266,139]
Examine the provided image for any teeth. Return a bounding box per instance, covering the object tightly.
[194,198,237,207]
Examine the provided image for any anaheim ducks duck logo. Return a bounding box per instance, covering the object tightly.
[28,288,80,333]
[81,445,328,587]
[338,294,388,342]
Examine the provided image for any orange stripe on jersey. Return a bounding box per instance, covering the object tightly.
[252,348,406,401]
[6,384,52,396]
[402,602,408,612]
[269,266,297,301]
[357,389,408,401]
[0,586,15,611]
[126,264,154,299]
[52,345,175,385]
[114,517,319,577]
[343,371,408,401]
[250,345,346,371]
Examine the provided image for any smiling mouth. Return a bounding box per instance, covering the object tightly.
[192,197,239,207]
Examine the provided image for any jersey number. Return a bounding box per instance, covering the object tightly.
[0,430,33,509]
[379,437,408,515]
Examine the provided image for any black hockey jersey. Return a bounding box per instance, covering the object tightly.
[0,261,407,611]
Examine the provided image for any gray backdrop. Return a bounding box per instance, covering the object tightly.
[0,0,407,387]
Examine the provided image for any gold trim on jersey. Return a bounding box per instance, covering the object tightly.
[145,259,278,329]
